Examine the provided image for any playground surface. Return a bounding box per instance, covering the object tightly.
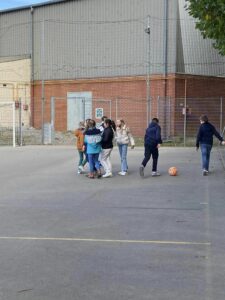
[0,145,224,300]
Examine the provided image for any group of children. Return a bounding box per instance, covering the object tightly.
[75,116,135,179]
[75,115,225,179]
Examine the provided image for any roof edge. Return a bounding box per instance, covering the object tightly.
[0,55,31,63]
[0,0,70,13]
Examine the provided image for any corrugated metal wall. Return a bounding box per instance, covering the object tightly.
[0,9,31,57]
[178,0,225,77]
[0,0,224,80]
[31,0,177,80]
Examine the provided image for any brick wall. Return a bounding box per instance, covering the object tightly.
[32,74,225,137]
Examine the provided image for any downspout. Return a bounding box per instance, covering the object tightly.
[163,0,169,79]
[184,78,187,146]
[163,0,169,138]
[30,6,34,126]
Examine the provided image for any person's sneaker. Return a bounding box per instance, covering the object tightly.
[152,171,160,177]
[102,172,113,178]
[203,169,209,176]
[118,171,127,176]
[78,166,84,173]
[139,165,144,178]
[97,170,102,178]
[77,170,81,174]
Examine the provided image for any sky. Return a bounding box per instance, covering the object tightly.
[0,0,50,10]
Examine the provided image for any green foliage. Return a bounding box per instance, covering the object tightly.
[185,0,225,56]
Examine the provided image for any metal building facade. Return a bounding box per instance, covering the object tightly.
[178,0,225,77]
[0,0,224,81]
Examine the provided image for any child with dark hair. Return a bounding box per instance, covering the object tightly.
[196,115,225,175]
[84,120,102,179]
[111,120,116,132]
[98,116,108,133]
[100,119,114,178]
[139,118,162,178]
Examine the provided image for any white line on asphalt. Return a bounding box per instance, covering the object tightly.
[0,236,211,246]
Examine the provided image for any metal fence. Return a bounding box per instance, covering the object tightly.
[1,96,224,146]
[0,101,19,147]
[156,96,224,145]
[42,96,225,146]
[47,96,151,144]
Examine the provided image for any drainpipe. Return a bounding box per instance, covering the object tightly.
[30,6,34,126]
[163,0,169,138]
[184,78,187,146]
[163,0,169,79]
[41,19,45,144]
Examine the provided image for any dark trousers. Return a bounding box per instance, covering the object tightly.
[142,144,159,172]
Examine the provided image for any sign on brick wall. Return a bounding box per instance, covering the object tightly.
[95,108,104,119]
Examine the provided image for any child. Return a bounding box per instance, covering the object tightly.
[74,121,87,174]
[84,119,102,179]
[115,119,135,175]
[196,115,225,175]
[139,118,162,178]
[101,119,114,178]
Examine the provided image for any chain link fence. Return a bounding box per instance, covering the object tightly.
[1,96,224,146]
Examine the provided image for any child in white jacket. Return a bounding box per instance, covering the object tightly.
[115,119,135,175]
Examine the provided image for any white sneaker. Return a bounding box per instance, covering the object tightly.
[102,172,113,178]
[77,170,81,174]
[118,171,127,176]
[78,166,85,173]
[152,171,160,177]
[203,169,209,176]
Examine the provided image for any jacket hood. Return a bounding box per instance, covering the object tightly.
[148,121,159,129]
[85,128,101,135]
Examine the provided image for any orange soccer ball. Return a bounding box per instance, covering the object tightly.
[168,167,178,176]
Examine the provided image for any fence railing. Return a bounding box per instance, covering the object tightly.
[1,96,224,146]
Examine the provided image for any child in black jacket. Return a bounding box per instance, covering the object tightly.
[100,119,114,178]
[196,115,225,175]
[139,118,162,178]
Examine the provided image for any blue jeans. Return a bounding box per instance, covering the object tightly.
[118,144,128,172]
[200,144,212,171]
[88,153,100,172]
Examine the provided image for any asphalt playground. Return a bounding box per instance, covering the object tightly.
[0,145,225,300]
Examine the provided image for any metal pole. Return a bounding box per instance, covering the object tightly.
[163,0,169,77]
[50,97,55,129]
[184,80,187,147]
[157,96,160,119]
[220,97,223,134]
[109,100,112,119]
[19,98,22,146]
[30,6,34,127]
[145,15,151,126]
[50,96,55,144]
[12,103,16,148]
[41,19,45,144]
[82,97,85,121]
[115,98,118,121]
[168,96,171,139]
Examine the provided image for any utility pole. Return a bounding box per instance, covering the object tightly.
[41,19,45,144]
[145,15,151,126]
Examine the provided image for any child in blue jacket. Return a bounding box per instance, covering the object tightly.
[84,119,102,179]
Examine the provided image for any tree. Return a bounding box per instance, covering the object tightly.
[185,0,225,56]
